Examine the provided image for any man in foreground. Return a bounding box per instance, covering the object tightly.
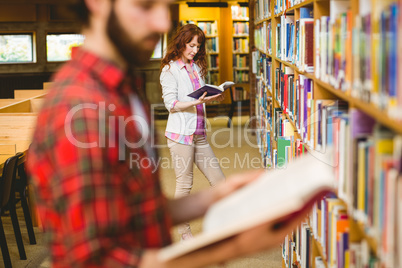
[27,0,310,267]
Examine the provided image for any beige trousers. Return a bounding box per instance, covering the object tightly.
[167,135,225,235]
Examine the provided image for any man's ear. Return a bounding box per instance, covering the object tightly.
[84,0,111,20]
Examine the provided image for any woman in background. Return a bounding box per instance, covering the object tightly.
[160,24,226,241]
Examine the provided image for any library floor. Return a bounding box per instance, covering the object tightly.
[0,116,283,268]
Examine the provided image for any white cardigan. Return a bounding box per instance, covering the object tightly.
[160,60,206,135]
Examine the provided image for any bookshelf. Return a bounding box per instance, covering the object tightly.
[199,20,220,85]
[231,5,250,102]
[251,0,402,267]
[180,19,220,85]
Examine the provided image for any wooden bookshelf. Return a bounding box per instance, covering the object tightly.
[253,0,402,267]
[231,4,250,102]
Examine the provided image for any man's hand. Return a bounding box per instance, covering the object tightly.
[168,169,264,225]
[140,204,312,268]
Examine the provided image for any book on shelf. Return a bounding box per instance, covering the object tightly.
[255,0,270,22]
[207,54,219,68]
[233,22,249,35]
[158,153,336,262]
[232,5,249,20]
[197,21,218,35]
[232,87,248,101]
[254,22,267,53]
[187,81,234,99]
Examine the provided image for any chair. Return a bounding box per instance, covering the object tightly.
[14,154,36,245]
[227,87,250,127]
[0,153,27,268]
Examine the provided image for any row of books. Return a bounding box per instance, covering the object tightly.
[233,38,249,53]
[276,103,402,267]
[329,109,402,268]
[315,2,402,121]
[261,62,402,266]
[254,22,267,53]
[273,63,338,149]
[276,8,314,73]
[206,71,219,85]
[282,223,312,268]
[269,84,402,266]
[296,101,402,267]
[255,52,272,92]
[283,200,379,268]
[197,21,218,36]
[206,38,219,53]
[233,22,249,35]
[254,1,402,267]
[207,54,219,69]
[231,87,249,102]
[254,0,271,22]
[314,3,351,93]
[255,82,272,167]
[267,21,272,55]
[233,54,249,68]
[274,0,308,15]
[231,6,249,20]
[233,70,249,83]
[255,66,307,167]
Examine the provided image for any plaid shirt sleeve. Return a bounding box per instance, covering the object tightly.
[28,87,171,267]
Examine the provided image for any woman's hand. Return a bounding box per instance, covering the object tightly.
[197,92,225,104]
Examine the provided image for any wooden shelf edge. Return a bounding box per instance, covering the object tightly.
[313,79,402,135]
[273,0,315,18]
[256,47,273,56]
[269,58,402,134]
[232,18,249,22]
[311,237,329,268]
[254,16,272,25]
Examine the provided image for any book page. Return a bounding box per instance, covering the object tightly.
[203,84,223,91]
[203,153,334,232]
[219,81,235,89]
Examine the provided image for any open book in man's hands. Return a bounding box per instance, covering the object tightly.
[187,81,235,99]
[158,153,335,262]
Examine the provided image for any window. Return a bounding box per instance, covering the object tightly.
[46,33,85,62]
[151,34,166,59]
[0,34,34,63]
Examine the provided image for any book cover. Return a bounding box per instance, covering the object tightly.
[187,81,234,98]
[277,138,291,168]
[300,7,314,19]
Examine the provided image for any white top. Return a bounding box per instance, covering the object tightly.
[160,60,206,135]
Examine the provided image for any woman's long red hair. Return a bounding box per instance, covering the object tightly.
[161,24,207,78]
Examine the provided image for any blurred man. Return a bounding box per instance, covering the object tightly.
[27,0,308,267]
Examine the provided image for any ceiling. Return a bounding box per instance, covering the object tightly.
[0,0,247,4]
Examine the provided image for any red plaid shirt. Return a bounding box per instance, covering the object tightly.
[27,48,172,267]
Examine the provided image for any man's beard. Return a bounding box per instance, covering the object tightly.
[106,6,160,67]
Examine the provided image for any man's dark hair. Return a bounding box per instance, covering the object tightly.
[69,0,90,27]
